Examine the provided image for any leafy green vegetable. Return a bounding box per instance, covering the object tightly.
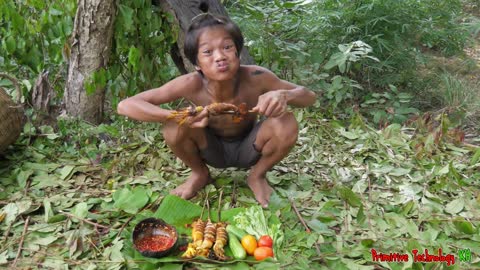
[233,206,284,256]
[234,206,269,239]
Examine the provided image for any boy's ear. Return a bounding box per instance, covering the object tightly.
[195,65,201,71]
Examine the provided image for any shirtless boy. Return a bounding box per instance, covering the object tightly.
[117,13,316,207]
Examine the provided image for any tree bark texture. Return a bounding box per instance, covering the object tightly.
[158,0,255,73]
[64,0,116,124]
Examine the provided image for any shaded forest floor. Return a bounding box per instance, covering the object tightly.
[0,100,479,269]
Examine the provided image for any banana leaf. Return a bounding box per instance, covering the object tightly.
[122,195,275,268]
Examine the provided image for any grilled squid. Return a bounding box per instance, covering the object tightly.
[196,219,216,257]
[181,243,197,259]
[213,222,229,261]
[166,102,250,125]
[192,218,206,247]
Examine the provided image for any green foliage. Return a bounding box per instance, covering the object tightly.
[229,0,474,122]
[1,0,179,112]
[324,41,379,74]
[310,0,468,84]
[107,1,179,107]
[0,0,76,96]
[2,0,476,125]
[362,85,418,125]
[321,41,378,109]
[437,72,480,112]
[113,186,151,214]
[229,0,315,78]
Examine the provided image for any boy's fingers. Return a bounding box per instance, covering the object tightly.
[198,108,209,117]
[264,102,279,117]
[189,112,209,128]
[198,117,208,127]
[192,109,208,121]
[253,105,267,115]
[276,104,287,116]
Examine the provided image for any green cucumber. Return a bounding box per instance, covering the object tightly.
[226,224,247,239]
[228,232,247,260]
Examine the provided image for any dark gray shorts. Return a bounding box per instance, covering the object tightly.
[199,121,263,168]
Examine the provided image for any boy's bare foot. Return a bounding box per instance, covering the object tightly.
[247,173,274,208]
[170,171,212,200]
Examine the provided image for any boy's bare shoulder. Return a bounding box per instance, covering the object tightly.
[241,65,274,77]
[176,72,203,89]
[241,65,280,87]
[170,72,203,97]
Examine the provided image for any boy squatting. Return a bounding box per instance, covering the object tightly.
[117,13,316,208]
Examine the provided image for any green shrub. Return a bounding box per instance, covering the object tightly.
[229,0,472,122]
[0,0,76,97]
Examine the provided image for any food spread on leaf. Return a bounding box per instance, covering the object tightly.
[180,217,275,261]
[134,196,282,263]
[167,102,251,125]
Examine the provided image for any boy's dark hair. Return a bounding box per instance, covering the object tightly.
[184,13,244,66]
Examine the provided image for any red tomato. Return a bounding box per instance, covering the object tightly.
[258,235,273,248]
[254,246,274,261]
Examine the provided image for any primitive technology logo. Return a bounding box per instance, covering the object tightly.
[370,248,472,266]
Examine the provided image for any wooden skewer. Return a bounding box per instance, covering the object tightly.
[217,190,223,222]
[206,197,211,221]
[204,189,211,221]
[200,192,208,220]
[220,110,256,115]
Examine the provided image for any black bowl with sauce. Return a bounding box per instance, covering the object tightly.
[132,218,178,258]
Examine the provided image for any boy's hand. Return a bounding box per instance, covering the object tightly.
[252,91,288,117]
[187,107,209,128]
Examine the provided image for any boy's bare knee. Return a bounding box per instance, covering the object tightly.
[162,121,183,146]
[274,112,298,147]
[162,121,207,149]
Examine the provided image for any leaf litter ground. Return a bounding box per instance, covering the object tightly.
[0,111,479,269]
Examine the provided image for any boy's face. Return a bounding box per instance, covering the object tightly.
[196,26,240,81]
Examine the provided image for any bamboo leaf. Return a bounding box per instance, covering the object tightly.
[453,218,477,234]
[60,165,75,180]
[71,202,89,221]
[357,204,366,224]
[445,198,464,214]
[471,148,480,165]
[337,186,362,207]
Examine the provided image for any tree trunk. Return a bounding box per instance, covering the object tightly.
[64,0,116,124]
[157,0,255,73]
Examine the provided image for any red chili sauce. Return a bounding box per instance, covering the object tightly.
[135,235,175,252]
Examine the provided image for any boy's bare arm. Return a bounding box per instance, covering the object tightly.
[251,66,316,116]
[117,74,200,123]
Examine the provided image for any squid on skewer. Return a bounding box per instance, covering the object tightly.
[166,105,203,125]
[196,218,216,257]
[192,218,206,248]
[167,102,252,125]
[181,243,197,259]
[213,222,229,261]
[196,199,217,257]
[206,103,241,115]
[182,191,230,260]
[181,195,208,259]
[213,190,230,261]
[181,218,206,259]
